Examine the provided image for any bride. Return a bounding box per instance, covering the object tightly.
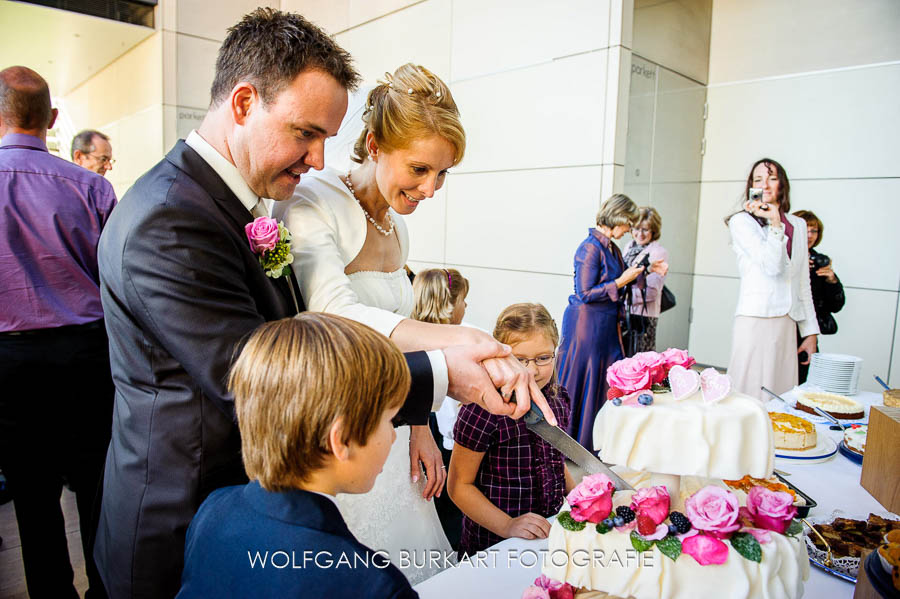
[274,64,496,583]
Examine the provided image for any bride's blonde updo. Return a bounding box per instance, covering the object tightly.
[351,63,465,165]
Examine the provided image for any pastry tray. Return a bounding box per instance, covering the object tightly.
[773,472,817,518]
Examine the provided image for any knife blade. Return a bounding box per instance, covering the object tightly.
[524,404,634,491]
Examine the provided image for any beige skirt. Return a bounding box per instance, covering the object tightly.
[727,315,798,402]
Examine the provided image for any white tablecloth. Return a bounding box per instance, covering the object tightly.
[415,406,895,599]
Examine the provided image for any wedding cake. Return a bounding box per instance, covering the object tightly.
[522,350,808,599]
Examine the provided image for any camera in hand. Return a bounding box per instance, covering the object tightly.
[811,253,831,269]
[637,254,651,273]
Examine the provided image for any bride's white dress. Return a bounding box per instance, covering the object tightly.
[273,167,453,584]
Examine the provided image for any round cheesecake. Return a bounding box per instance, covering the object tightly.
[769,412,817,451]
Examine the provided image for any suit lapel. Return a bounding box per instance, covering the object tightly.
[165,141,303,313]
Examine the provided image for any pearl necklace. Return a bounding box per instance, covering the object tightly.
[343,173,395,237]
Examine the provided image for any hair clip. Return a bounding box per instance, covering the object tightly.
[445,269,452,288]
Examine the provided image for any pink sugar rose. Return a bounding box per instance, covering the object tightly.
[566,473,615,523]
[745,486,797,534]
[682,533,729,565]
[606,357,652,394]
[533,576,575,599]
[633,351,667,383]
[660,348,696,370]
[630,485,670,526]
[684,486,741,537]
[245,216,280,253]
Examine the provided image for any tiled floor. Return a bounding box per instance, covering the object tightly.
[0,491,89,599]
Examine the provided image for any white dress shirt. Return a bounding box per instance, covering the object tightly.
[729,211,820,337]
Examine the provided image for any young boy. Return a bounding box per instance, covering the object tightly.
[176,314,418,598]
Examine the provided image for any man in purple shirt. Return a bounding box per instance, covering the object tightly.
[0,66,116,599]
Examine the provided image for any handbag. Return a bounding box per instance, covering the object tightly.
[660,285,676,313]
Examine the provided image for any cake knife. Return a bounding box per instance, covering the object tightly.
[523,404,634,491]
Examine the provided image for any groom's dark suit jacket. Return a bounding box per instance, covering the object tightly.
[94,141,434,599]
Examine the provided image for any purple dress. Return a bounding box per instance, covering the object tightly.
[558,229,625,452]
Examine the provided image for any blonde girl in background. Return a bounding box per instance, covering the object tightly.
[448,304,576,558]
[411,267,470,549]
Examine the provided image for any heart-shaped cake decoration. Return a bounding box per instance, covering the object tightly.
[700,368,731,404]
[669,365,700,401]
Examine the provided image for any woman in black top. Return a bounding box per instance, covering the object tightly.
[793,210,845,383]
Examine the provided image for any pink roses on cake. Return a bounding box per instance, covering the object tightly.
[630,485,670,526]
[660,347,696,370]
[245,216,280,253]
[566,473,614,523]
[606,358,652,394]
[684,486,741,537]
[633,351,667,384]
[742,487,797,534]
[682,534,730,566]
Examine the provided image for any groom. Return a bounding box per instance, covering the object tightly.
[94,8,552,599]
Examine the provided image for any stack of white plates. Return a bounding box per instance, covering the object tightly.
[807,353,863,394]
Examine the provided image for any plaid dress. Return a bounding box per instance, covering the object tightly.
[453,384,571,557]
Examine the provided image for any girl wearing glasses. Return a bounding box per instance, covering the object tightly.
[449,303,575,558]
[622,207,669,355]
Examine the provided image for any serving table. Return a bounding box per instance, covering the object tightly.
[416,393,896,599]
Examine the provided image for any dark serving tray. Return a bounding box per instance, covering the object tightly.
[773,472,817,518]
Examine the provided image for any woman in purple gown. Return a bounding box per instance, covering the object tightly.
[558,195,666,451]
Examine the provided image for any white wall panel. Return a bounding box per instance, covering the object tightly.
[708,0,900,84]
[443,167,602,275]
[404,183,448,264]
[821,288,897,393]
[891,303,900,387]
[451,0,610,82]
[281,0,350,34]
[651,68,704,183]
[452,51,608,173]
[177,0,276,41]
[790,178,900,292]
[445,265,574,336]
[688,275,738,368]
[348,0,422,29]
[603,46,632,166]
[694,181,742,278]
[175,34,219,109]
[654,272,692,351]
[701,64,900,181]
[335,1,451,84]
[649,182,700,275]
[633,0,711,84]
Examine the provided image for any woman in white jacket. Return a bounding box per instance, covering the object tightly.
[726,158,819,401]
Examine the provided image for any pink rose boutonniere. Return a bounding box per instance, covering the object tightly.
[245,216,294,279]
[566,473,615,523]
[743,486,797,534]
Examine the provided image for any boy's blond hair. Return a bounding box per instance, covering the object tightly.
[228,314,410,491]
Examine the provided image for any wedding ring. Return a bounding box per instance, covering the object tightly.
[441,466,446,469]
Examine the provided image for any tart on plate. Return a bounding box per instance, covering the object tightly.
[796,391,864,420]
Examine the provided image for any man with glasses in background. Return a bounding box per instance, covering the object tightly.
[72,129,115,177]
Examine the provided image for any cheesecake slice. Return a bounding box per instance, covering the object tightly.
[770,412,817,450]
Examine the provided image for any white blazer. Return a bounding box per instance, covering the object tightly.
[728,211,820,338]
[272,166,410,338]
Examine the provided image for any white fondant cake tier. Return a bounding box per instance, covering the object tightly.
[593,391,775,480]
[544,493,809,599]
